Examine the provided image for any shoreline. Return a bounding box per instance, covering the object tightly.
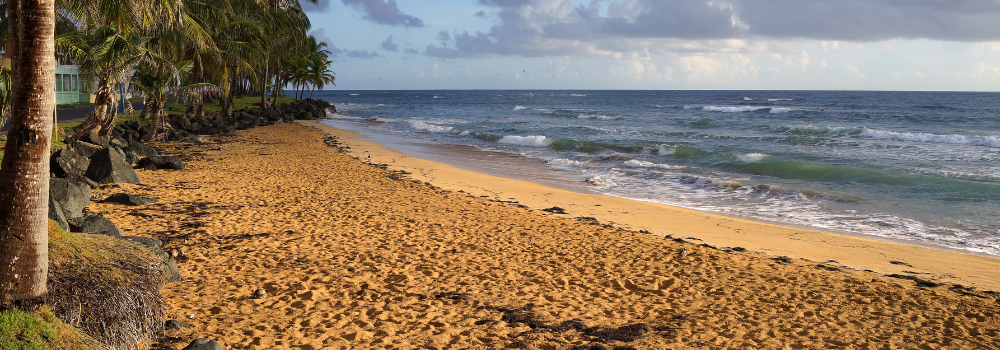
[302,120,1000,291]
[100,122,1000,348]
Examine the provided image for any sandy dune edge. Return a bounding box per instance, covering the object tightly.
[91,123,999,349]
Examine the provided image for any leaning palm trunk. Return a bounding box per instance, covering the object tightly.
[73,83,118,136]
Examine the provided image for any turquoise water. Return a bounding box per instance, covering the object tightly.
[316,90,1000,256]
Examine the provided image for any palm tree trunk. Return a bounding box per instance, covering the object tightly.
[0,0,56,309]
[260,64,269,108]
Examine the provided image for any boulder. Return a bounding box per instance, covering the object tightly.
[124,150,140,165]
[165,320,192,330]
[49,177,92,219]
[121,236,162,251]
[81,130,110,147]
[85,148,142,184]
[51,148,90,178]
[68,213,123,237]
[159,251,182,283]
[64,174,99,189]
[72,141,103,158]
[176,115,191,130]
[48,197,70,231]
[110,138,129,149]
[125,142,158,158]
[102,193,159,206]
[182,338,223,350]
[137,156,188,170]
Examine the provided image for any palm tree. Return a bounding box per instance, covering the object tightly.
[131,58,211,137]
[304,53,334,99]
[57,26,155,136]
[0,0,56,308]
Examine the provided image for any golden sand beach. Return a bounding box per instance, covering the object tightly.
[89,122,1000,349]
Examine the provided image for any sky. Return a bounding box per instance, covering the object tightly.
[302,0,1000,91]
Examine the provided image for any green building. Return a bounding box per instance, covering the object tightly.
[55,64,88,104]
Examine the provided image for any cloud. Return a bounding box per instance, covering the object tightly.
[437,31,451,41]
[301,0,330,13]
[381,36,399,52]
[426,0,1000,59]
[341,0,425,28]
[404,48,419,54]
[475,10,486,17]
[347,50,381,59]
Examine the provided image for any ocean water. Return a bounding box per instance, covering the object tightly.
[315,90,1000,257]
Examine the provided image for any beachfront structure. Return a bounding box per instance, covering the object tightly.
[1,55,91,105]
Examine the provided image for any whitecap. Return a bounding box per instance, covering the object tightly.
[860,129,1000,148]
[737,153,768,162]
[498,135,552,147]
[767,98,794,102]
[770,107,794,113]
[407,121,453,133]
[657,145,675,155]
[513,105,528,111]
[624,159,677,169]
[577,114,619,120]
[703,106,767,113]
[548,158,590,167]
[743,97,755,101]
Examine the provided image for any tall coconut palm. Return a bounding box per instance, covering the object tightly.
[0,0,56,308]
[131,58,212,137]
[304,53,333,99]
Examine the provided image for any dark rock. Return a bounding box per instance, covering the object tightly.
[49,177,92,219]
[85,148,142,184]
[122,236,162,250]
[182,338,223,350]
[64,173,99,189]
[124,139,158,158]
[137,156,188,170]
[110,138,129,149]
[51,148,90,178]
[68,213,123,237]
[159,251,182,283]
[102,193,158,206]
[165,320,192,330]
[48,197,70,231]
[99,184,121,190]
[81,130,110,147]
[72,141,103,158]
[188,122,202,133]
[177,115,191,130]
[124,150,140,165]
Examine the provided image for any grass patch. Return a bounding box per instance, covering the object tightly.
[0,306,104,350]
[56,102,93,110]
[48,220,165,350]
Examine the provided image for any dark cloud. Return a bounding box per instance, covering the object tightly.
[301,0,330,13]
[404,48,419,54]
[437,31,451,41]
[427,0,1000,59]
[381,36,399,52]
[347,50,381,59]
[341,0,425,28]
[474,10,486,17]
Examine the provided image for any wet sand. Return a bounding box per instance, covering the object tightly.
[93,122,1000,349]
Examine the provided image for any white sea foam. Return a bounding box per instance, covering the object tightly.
[767,98,794,102]
[577,114,618,120]
[657,145,675,155]
[349,94,360,96]
[737,153,768,162]
[703,106,767,113]
[570,94,589,97]
[624,159,677,169]
[770,107,794,113]
[860,129,1000,148]
[513,105,529,111]
[549,158,590,167]
[407,121,453,133]
[743,97,755,101]
[498,135,552,147]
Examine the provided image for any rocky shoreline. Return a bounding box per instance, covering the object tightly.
[46,98,333,349]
